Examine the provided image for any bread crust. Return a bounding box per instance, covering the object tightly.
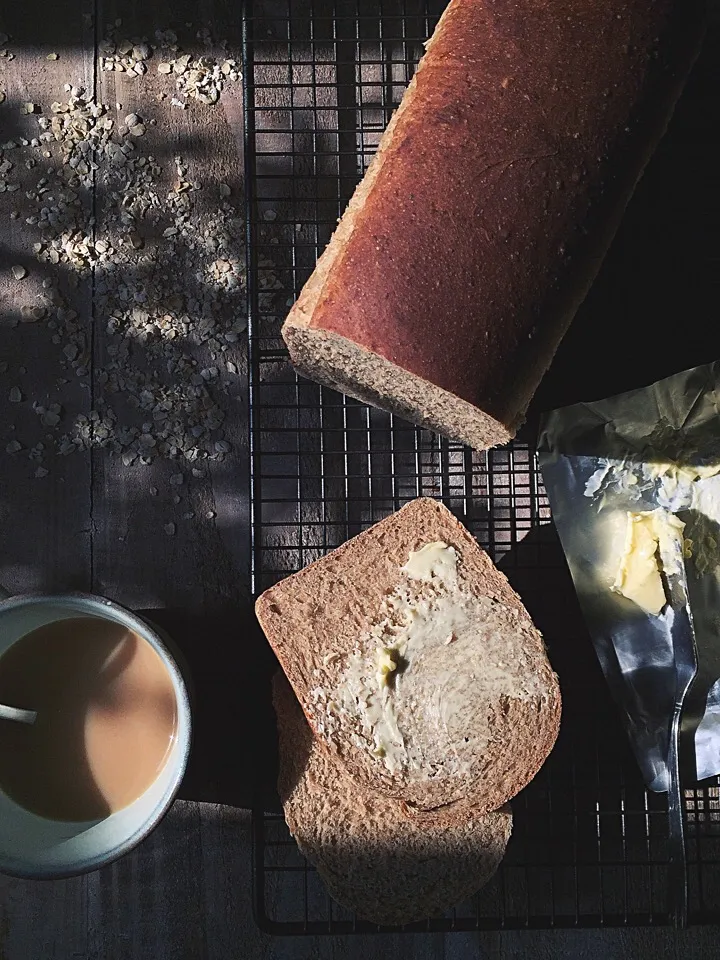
[273,673,513,925]
[283,0,706,447]
[256,498,561,814]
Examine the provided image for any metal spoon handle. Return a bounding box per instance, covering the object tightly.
[0,703,37,724]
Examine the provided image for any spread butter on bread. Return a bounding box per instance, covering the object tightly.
[257,498,561,815]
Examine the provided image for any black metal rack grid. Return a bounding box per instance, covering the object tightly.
[241,0,720,933]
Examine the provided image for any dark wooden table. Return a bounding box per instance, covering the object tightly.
[0,1,719,956]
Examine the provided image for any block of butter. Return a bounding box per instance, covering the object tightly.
[538,360,720,792]
[612,510,686,616]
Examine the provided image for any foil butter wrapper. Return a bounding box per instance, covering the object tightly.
[538,361,720,792]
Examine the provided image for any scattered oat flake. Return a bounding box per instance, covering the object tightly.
[47,53,59,61]
[0,92,5,104]
[35,466,49,478]
[6,441,22,453]
[8,387,22,403]
[164,522,176,536]
[11,264,27,280]
[206,510,216,520]
[1,71,257,479]
[150,487,159,496]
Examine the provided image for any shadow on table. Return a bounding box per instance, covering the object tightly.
[178,521,667,812]
[496,521,631,778]
[140,604,278,810]
[496,523,674,921]
[519,24,720,436]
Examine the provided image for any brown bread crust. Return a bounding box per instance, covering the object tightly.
[256,498,561,814]
[283,0,706,444]
[273,673,513,925]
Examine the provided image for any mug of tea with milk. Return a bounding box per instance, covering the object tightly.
[0,590,191,878]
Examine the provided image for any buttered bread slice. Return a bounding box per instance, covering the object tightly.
[273,673,512,925]
[256,498,561,814]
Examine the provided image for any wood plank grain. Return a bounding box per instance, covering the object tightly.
[0,1,94,596]
[0,1,94,957]
[0,0,718,958]
[86,801,206,960]
[86,1,250,956]
[199,805,270,960]
[91,0,248,612]
[86,0,259,812]
[87,0,256,801]
[0,875,87,960]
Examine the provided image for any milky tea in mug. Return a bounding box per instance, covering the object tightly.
[0,616,178,823]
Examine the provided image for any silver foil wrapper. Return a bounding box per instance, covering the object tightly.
[538,361,720,792]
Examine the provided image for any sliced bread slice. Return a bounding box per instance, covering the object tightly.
[256,498,561,814]
[273,673,512,926]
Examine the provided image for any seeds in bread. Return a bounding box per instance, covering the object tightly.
[273,673,512,926]
[256,498,561,814]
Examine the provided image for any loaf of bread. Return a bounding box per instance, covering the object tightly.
[273,673,512,926]
[256,498,561,815]
[282,0,706,451]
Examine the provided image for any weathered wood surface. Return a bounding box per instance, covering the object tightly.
[0,0,718,957]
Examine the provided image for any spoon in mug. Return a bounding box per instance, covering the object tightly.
[0,584,38,724]
[0,703,37,724]
[0,582,36,723]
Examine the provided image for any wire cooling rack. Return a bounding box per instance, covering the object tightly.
[241,0,720,933]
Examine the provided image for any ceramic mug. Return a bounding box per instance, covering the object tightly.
[0,591,192,879]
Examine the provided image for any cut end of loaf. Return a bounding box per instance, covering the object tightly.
[283,319,514,451]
